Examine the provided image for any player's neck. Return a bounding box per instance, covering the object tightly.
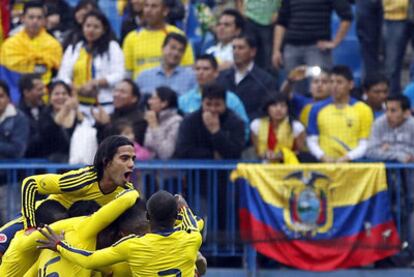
[99,175,117,194]
[333,95,350,107]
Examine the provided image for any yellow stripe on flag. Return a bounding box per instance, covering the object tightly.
[231,163,387,208]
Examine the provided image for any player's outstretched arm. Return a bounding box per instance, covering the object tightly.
[21,174,61,230]
[37,225,128,269]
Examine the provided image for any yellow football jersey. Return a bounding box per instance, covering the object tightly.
[1,190,139,277]
[307,97,373,158]
[57,207,203,277]
[123,25,194,79]
[21,166,135,229]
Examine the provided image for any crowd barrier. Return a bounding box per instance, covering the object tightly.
[0,161,413,274]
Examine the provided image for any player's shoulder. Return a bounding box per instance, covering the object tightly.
[165,24,184,34]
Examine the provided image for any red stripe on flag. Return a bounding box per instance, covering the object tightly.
[240,208,401,271]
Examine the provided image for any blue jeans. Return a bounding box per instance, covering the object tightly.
[383,20,410,95]
[355,0,383,78]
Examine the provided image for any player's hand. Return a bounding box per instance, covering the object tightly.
[36,224,65,252]
[175,194,188,210]
[196,251,207,275]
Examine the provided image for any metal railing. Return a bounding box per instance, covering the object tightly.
[0,161,413,273]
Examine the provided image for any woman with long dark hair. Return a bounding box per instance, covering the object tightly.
[58,10,125,120]
[250,93,306,163]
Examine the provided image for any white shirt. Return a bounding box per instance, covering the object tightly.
[206,42,234,63]
[235,62,254,85]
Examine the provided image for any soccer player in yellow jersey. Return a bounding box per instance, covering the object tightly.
[122,0,194,79]
[38,190,203,277]
[0,199,69,275]
[0,135,137,256]
[0,190,140,277]
[307,65,374,162]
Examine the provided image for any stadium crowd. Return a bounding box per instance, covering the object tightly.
[0,0,414,274]
[1,0,414,166]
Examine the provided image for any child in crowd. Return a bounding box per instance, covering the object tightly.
[250,94,305,164]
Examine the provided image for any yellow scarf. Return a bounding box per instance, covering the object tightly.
[0,28,62,84]
[257,117,299,164]
[73,48,96,105]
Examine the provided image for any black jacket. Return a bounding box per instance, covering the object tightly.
[217,64,277,120]
[174,109,245,159]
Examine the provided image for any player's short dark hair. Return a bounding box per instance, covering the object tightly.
[0,80,10,98]
[155,86,178,109]
[221,9,244,31]
[196,54,218,70]
[147,190,177,229]
[331,65,354,81]
[19,73,42,95]
[68,200,101,217]
[234,33,257,49]
[35,200,68,227]
[362,74,389,91]
[93,135,134,180]
[48,81,72,97]
[117,198,148,235]
[23,1,45,15]
[201,82,226,101]
[162,32,188,49]
[121,78,141,100]
[386,94,411,111]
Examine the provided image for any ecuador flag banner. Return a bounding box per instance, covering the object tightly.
[231,163,401,271]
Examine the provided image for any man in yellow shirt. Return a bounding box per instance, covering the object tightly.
[0,1,62,86]
[123,0,194,79]
[38,191,203,277]
[0,135,137,257]
[307,65,373,162]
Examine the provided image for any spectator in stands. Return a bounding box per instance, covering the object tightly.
[62,0,100,50]
[355,0,382,79]
[280,65,331,127]
[92,79,147,145]
[179,54,249,140]
[108,119,152,160]
[37,81,79,162]
[43,0,74,42]
[0,80,29,159]
[123,0,194,80]
[174,82,245,159]
[0,1,62,87]
[251,94,305,164]
[120,0,145,44]
[382,1,412,95]
[144,86,182,160]
[205,9,244,71]
[307,65,373,163]
[362,74,389,119]
[18,74,46,158]
[236,0,279,72]
[58,10,125,118]
[272,0,352,82]
[217,34,277,120]
[366,94,414,163]
[136,33,196,95]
